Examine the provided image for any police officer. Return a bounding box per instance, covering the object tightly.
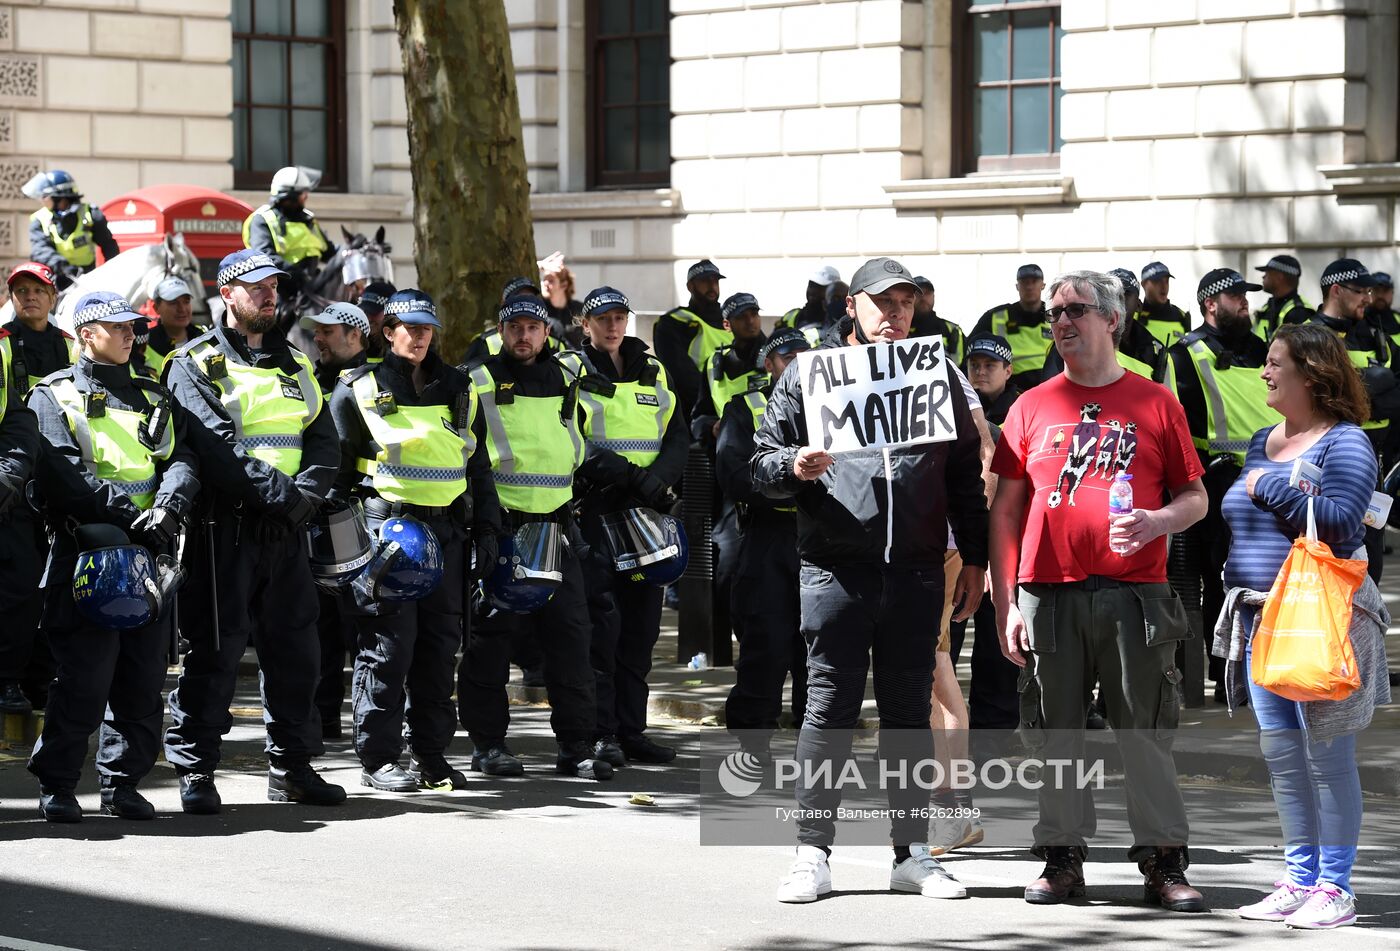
[26,291,198,822]
[1252,254,1314,340]
[1136,261,1192,347]
[332,290,499,791]
[1368,271,1400,351]
[242,166,337,303]
[301,302,371,738]
[357,280,397,361]
[458,295,611,780]
[0,302,43,717]
[24,171,120,289]
[1158,269,1273,703]
[690,292,769,443]
[776,265,840,345]
[718,327,810,754]
[461,277,565,368]
[143,276,203,381]
[912,276,966,367]
[163,249,346,811]
[1306,259,1400,581]
[653,259,730,424]
[4,262,78,394]
[972,263,1051,391]
[572,286,688,766]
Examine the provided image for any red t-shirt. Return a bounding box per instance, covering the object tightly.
[991,370,1203,583]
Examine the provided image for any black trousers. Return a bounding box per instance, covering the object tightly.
[0,509,50,688]
[583,549,664,739]
[458,548,595,747]
[165,512,324,772]
[29,549,168,790]
[795,561,941,849]
[314,586,356,725]
[968,592,1019,730]
[351,517,465,770]
[725,511,807,731]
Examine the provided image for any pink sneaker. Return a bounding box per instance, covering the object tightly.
[1284,882,1357,930]
[1237,880,1311,921]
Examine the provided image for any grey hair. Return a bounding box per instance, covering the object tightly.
[1048,270,1127,345]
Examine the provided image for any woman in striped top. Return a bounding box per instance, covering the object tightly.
[1220,323,1377,930]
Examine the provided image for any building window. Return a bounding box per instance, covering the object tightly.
[959,1,1062,174]
[232,0,347,192]
[585,0,671,189]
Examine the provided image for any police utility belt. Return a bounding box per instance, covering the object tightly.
[363,495,469,523]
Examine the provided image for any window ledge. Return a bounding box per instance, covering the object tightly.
[1318,163,1400,196]
[230,191,411,219]
[530,188,682,220]
[883,173,1075,210]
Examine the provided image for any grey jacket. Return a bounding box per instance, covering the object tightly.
[1213,576,1392,743]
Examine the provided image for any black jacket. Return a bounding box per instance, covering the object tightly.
[1307,312,1400,446]
[3,319,73,390]
[147,319,206,359]
[1136,299,1192,335]
[1157,323,1269,460]
[0,338,43,517]
[1256,291,1315,337]
[162,323,338,515]
[977,383,1019,428]
[750,318,988,567]
[717,380,788,516]
[576,338,689,496]
[316,348,367,395]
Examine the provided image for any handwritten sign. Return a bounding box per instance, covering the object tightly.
[797,337,957,454]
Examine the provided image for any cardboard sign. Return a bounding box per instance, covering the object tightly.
[796,337,958,454]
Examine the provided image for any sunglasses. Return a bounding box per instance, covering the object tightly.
[1047,302,1095,322]
[1339,284,1373,296]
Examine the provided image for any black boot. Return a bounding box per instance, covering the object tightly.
[0,680,32,714]
[179,773,222,815]
[620,733,676,764]
[407,753,469,790]
[1140,847,1205,912]
[592,735,626,768]
[39,786,82,823]
[101,785,155,820]
[267,764,347,805]
[556,741,614,780]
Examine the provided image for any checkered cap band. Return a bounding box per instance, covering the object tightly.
[498,299,549,322]
[319,303,370,335]
[217,253,280,287]
[384,298,436,318]
[359,292,389,308]
[688,260,722,281]
[1197,272,1248,304]
[74,298,135,324]
[968,337,1014,363]
[1322,267,1368,288]
[1142,262,1171,281]
[502,277,537,298]
[583,291,629,314]
[1109,269,1139,292]
[1264,256,1301,277]
[722,293,759,321]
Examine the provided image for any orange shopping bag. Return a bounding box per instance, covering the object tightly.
[1254,498,1367,702]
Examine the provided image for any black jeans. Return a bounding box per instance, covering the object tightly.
[794,560,942,849]
[0,509,50,688]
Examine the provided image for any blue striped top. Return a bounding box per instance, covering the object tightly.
[1221,422,1376,592]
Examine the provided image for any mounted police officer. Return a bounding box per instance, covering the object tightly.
[1158,268,1273,703]
[26,291,198,822]
[653,259,730,424]
[973,263,1051,391]
[23,171,120,289]
[242,166,337,300]
[331,290,500,791]
[0,297,43,717]
[163,249,346,811]
[718,326,810,754]
[142,276,203,381]
[572,286,688,767]
[1252,254,1314,340]
[1136,261,1192,347]
[457,295,612,780]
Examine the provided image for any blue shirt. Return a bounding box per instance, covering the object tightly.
[1221,422,1376,592]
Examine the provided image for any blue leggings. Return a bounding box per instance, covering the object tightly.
[1246,641,1362,894]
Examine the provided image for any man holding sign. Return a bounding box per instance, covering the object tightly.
[752,257,988,904]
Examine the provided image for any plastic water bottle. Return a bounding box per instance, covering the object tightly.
[688,652,709,671]
[1108,473,1134,555]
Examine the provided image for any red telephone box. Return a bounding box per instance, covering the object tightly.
[101,185,255,292]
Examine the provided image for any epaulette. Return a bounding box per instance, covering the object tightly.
[32,367,75,388]
[339,362,375,386]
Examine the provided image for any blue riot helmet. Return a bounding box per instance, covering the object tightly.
[305,500,373,588]
[353,515,443,603]
[639,513,688,586]
[486,521,564,613]
[72,524,165,630]
[601,507,688,587]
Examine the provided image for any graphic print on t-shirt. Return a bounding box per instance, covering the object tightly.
[1040,402,1139,508]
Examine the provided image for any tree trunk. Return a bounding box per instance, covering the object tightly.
[393,0,535,360]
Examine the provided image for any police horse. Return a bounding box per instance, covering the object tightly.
[278,226,394,354]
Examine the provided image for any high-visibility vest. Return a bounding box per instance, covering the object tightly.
[346,366,472,506]
[180,336,322,476]
[1343,347,1387,433]
[1135,306,1190,348]
[41,372,175,510]
[468,354,585,514]
[31,204,97,268]
[477,327,561,358]
[706,346,767,419]
[1161,336,1280,465]
[12,329,78,395]
[665,307,733,373]
[987,307,1051,379]
[575,353,675,467]
[740,387,795,513]
[0,333,11,422]
[1117,349,1156,380]
[775,308,822,348]
[1252,294,1310,341]
[241,206,329,265]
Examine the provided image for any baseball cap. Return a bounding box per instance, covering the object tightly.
[498,295,549,324]
[721,292,760,322]
[686,259,725,282]
[154,276,193,302]
[1372,271,1393,288]
[383,289,442,327]
[1321,258,1377,290]
[217,249,286,288]
[300,301,370,336]
[1108,268,1140,293]
[6,262,54,289]
[582,286,631,317]
[1196,268,1263,305]
[848,257,918,297]
[1016,264,1043,281]
[810,265,841,286]
[501,276,540,301]
[1254,254,1301,278]
[913,275,935,292]
[1141,261,1174,282]
[966,333,1013,365]
[757,327,812,364]
[358,280,396,314]
[72,291,137,328]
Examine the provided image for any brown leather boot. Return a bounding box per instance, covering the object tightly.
[1140,846,1205,912]
[1024,846,1086,904]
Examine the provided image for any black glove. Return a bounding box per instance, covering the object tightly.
[130,506,180,549]
[627,465,676,511]
[278,488,320,533]
[470,530,500,584]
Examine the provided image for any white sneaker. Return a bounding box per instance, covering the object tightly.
[928,815,984,856]
[776,845,832,903]
[890,843,968,899]
[1237,880,1312,921]
[1284,882,1357,929]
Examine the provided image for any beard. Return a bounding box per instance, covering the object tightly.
[1218,309,1252,339]
[240,309,277,335]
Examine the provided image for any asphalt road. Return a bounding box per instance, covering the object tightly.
[2,703,1398,951]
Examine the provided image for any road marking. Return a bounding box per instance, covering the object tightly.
[0,937,95,951]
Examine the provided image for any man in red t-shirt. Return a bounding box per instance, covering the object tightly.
[990,270,1208,912]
